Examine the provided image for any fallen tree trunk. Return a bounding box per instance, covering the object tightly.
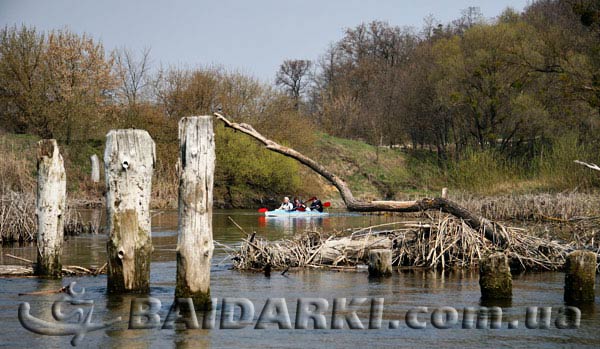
[213,112,508,246]
[317,235,393,265]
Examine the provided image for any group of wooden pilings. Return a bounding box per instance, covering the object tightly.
[34,116,215,310]
[367,249,597,303]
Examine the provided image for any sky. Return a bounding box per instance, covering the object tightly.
[0,0,531,83]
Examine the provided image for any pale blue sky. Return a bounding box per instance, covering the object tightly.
[0,0,530,83]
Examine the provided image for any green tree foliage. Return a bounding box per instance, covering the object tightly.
[150,67,306,206]
[310,1,600,172]
[0,26,115,142]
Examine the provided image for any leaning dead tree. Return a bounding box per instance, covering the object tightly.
[213,112,508,246]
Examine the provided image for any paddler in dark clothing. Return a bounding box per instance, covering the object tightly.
[307,197,323,212]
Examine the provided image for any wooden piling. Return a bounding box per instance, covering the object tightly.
[104,130,155,293]
[368,249,392,277]
[479,253,512,299]
[90,154,100,183]
[175,116,215,310]
[35,139,66,278]
[564,250,596,303]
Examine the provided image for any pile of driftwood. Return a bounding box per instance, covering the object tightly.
[231,215,583,272]
[0,254,106,277]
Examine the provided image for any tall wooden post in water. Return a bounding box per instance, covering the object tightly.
[104,130,155,293]
[479,253,512,300]
[90,154,100,183]
[564,250,596,303]
[35,139,66,278]
[175,116,215,310]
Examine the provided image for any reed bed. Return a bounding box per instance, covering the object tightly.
[231,215,595,272]
[455,192,600,222]
[0,191,97,244]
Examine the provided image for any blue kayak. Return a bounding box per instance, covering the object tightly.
[264,209,329,217]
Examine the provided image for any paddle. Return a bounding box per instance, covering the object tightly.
[258,208,268,213]
[323,202,331,207]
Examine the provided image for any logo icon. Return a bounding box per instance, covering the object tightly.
[18,282,121,346]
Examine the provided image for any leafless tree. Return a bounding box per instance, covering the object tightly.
[275,59,312,108]
[115,47,151,106]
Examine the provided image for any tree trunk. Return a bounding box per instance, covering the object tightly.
[213,112,508,246]
[35,139,66,278]
[175,116,215,310]
[90,154,100,183]
[104,129,155,293]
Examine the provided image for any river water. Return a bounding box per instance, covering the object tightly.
[0,209,598,348]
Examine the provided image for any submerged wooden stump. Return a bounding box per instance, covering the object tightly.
[104,130,155,293]
[368,249,392,277]
[90,154,100,183]
[479,253,512,300]
[35,139,66,279]
[564,251,596,303]
[175,116,215,310]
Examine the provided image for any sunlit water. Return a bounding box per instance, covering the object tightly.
[0,209,598,348]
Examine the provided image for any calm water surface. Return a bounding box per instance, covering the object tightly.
[0,209,598,348]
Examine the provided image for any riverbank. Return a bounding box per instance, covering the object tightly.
[4,131,600,210]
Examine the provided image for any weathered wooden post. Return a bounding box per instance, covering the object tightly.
[564,250,596,303]
[175,116,215,310]
[90,154,100,183]
[35,139,66,278]
[441,187,448,199]
[479,253,512,299]
[368,249,392,277]
[104,130,155,293]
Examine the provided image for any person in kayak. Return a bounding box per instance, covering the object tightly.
[292,197,307,211]
[308,197,323,212]
[278,196,294,211]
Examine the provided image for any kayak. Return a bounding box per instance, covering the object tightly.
[264,209,329,217]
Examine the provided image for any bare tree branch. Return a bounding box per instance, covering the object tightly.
[574,160,600,172]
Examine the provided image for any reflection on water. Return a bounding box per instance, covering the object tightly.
[1,209,599,348]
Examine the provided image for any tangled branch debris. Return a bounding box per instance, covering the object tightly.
[0,253,107,277]
[231,216,590,272]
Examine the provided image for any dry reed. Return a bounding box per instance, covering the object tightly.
[455,192,600,222]
[0,190,97,244]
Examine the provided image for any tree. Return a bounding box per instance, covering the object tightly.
[275,59,311,109]
[114,47,151,107]
[312,21,418,145]
[0,26,46,134]
[0,26,116,142]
